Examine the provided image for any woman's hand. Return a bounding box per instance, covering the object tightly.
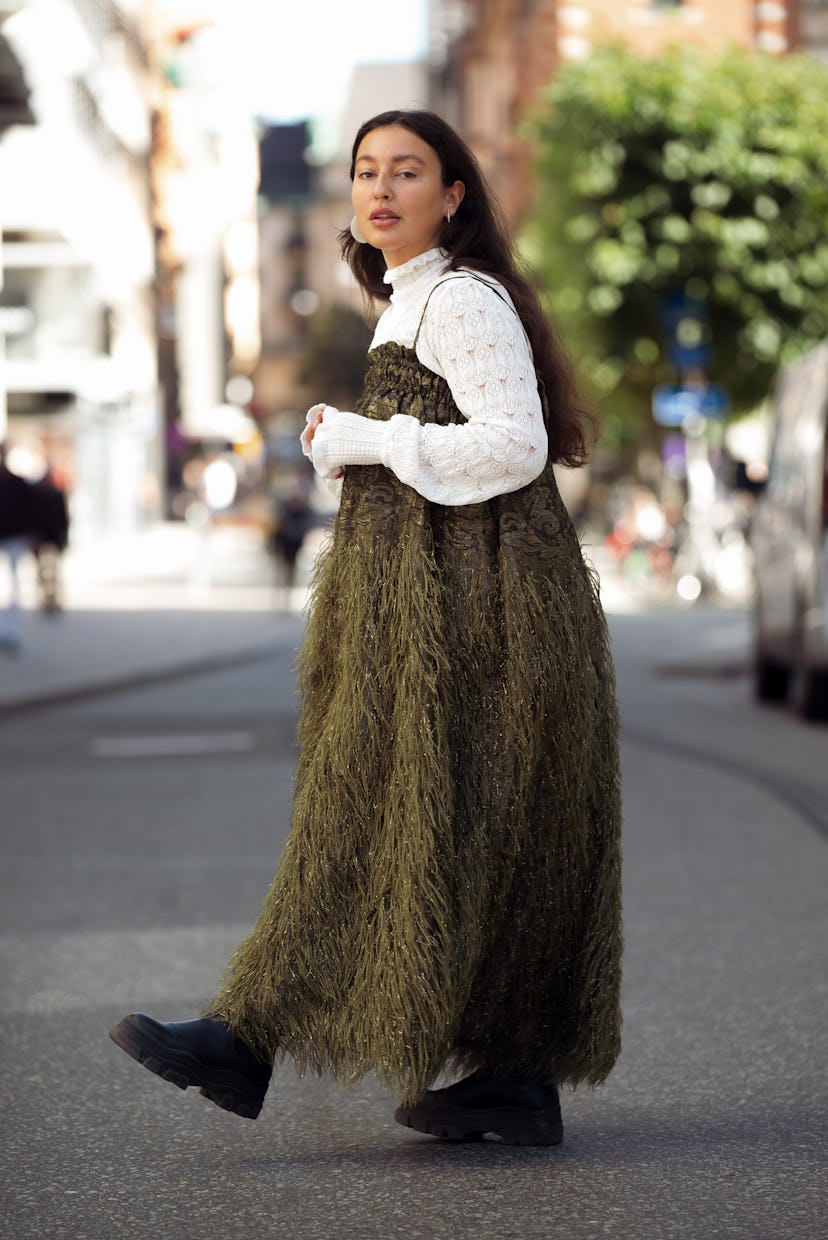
[302,404,346,480]
[300,403,328,461]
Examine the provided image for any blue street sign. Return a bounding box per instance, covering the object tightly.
[696,384,729,416]
[652,383,729,426]
[661,290,712,372]
[668,340,712,372]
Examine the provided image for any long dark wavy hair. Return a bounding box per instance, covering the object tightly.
[339,109,597,467]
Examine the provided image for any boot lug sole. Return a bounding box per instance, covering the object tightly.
[394,1103,563,1147]
[109,1017,265,1119]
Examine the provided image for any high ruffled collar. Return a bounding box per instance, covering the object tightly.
[383,247,448,291]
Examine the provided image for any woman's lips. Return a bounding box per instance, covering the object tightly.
[369,212,400,227]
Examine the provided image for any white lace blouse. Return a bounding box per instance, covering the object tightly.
[306,247,548,506]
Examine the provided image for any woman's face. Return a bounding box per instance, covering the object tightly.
[351,124,464,268]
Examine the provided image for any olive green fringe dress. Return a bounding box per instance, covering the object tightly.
[207,341,623,1105]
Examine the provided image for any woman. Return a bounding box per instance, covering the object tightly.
[110,110,622,1147]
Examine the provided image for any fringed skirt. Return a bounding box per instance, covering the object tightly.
[207,343,623,1104]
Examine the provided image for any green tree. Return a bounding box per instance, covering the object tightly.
[523,44,828,452]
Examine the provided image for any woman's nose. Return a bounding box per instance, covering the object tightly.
[373,175,391,198]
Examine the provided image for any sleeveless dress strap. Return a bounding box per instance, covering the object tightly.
[412,273,512,350]
[412,272,547,420]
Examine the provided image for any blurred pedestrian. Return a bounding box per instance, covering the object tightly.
[111,110,622,1146]
[30,471,70,613]
[0,444,33,653]
[269,484,313,591]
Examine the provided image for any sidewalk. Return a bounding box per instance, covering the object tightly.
[0,522,308,713]
[0,523,752,715]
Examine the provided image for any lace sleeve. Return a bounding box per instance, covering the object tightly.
[383,276,548,506]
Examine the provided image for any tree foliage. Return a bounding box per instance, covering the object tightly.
[523,44,828,451]
[299,303,374,409]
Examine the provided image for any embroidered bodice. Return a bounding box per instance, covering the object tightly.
[309,247,548,505]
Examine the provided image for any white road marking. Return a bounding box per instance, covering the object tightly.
[89,732,256,758]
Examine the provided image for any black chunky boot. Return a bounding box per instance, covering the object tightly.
[394,1071,563,1146]
[109,1013,272,1119]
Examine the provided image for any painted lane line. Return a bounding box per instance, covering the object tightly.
[89,732,256,758]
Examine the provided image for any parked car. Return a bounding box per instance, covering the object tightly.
[749,339,828,720]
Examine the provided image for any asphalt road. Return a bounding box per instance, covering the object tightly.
[1,603,826,1239]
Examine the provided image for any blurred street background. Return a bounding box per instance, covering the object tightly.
[1,1,827,1237]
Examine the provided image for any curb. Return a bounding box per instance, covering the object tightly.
[0,642,289,719]
[652,658,750,680]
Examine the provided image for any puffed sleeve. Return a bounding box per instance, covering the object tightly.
[380,276,548,505]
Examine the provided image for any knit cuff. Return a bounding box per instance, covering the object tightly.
[331,410,389,464]
[312,409,390,474]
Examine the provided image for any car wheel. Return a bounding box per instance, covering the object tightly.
[755,653,791,703]
[792,623,828,721]
[794,661,828,721]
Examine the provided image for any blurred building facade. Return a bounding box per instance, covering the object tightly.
[254,120,318,421]
[5,2,818,547]
[252,61,429,431]
[0,0,160,541]
[801,0,828,56]
[145,4,260,451]
[0,0,261,541]
[431,0,816,225]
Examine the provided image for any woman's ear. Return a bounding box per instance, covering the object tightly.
[446,181,465,215]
